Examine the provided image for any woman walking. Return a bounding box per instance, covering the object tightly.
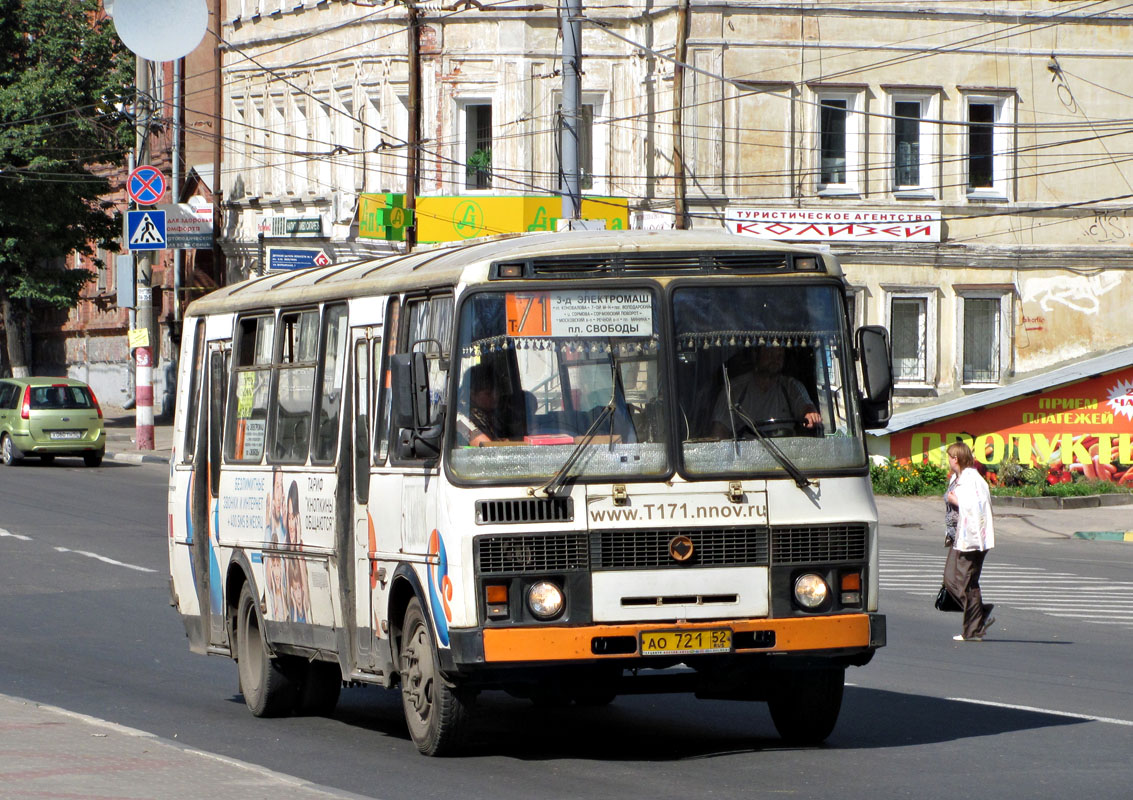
[943,442,996,642]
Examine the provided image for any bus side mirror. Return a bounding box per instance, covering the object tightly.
[392,352,430,429]
[392,352,443,459]
[856,325,893,429]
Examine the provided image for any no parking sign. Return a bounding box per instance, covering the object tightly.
[127,165,166,206]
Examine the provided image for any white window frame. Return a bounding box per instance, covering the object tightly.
[812,88,864,196]
[963,93,1013,201]
[884,288,938,390]
[554,91,608,196]
[888,90,938,198]
[845,285,868,330]
[292,93,309,192]
[456,97,494,193]
[312,91,332,196]
[268,92,287,196]
[956,289,1012,387]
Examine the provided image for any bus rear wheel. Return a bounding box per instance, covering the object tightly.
[767,667,845,745]
[236,583,296,717]
[399,597,471,756]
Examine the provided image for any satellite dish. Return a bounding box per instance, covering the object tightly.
[112,0,208,62]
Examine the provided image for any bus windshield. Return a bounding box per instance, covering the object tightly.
[448,287,669,481]
[673,283,866,476]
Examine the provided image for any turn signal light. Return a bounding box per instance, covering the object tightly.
[841,573,861,591]
[485,584,509,620]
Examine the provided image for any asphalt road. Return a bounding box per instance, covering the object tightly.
[0,460,1130,799]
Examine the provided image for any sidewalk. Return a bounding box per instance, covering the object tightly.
[102,405,174,465]
[0,694,367,800]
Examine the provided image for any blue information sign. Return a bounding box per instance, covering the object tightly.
[267,247,331,271]
[127,209,167,251]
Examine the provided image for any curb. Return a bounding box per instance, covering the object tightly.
[991,493,1133,510]
[109,451,170,465]
[1073,531,1133,543]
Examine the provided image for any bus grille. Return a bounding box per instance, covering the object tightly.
[492,251,799,278]
[476,533,589,574]
[476,497,574,525]
[591,527,770,570]
[771,524,868,564]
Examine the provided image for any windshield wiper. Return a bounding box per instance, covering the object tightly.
[722,366,814,489]
[533,349,622,498]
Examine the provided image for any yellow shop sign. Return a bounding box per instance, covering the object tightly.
[416,196,628,243]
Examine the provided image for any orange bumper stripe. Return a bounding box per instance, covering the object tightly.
[481,614,873,663]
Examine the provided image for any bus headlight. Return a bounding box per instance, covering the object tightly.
[527,581,564,619]
[794,573,829,609]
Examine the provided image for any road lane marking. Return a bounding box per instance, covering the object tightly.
[53,546,156,573]
[881,549,1133,627]
[0,528,31,541]
[946,697,1133,727]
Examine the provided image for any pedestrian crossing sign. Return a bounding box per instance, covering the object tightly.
[127,209,167,251]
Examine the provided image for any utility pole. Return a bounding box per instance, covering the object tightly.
[673,0,689,229]
[134,56,155,450]
[405,1,421,251]
[560,0,582,222]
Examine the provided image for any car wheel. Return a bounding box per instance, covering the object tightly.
[399,597,472,755]
[0,434,22,466]
[83,451,103,467]
[236,583,297,717]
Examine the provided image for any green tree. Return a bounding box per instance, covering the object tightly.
[0,0,132,376]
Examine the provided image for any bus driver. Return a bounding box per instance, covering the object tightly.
[711,345,821,438]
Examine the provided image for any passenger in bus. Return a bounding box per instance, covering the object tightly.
[710,345,821,437]
[456,363,513,446]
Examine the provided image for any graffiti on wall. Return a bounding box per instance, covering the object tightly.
[890,366,1133,486]
[1020,273,1121,315]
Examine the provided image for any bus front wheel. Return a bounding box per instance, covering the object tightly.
[767,667,845,745]
[399,597,472,756]
[236,583,296,717]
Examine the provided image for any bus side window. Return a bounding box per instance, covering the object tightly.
[182,321,206,462]
[271,310,318,464]
[313,304,348,464]
[375,297,399,463]
[227,314,274,463]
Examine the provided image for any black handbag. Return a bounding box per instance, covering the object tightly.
[935,585,963,612]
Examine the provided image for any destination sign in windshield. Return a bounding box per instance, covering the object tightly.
[506,290,653,338]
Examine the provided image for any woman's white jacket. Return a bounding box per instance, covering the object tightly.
[950,467,995,552]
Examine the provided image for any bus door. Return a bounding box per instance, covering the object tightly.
[369,295,451,634]
[349,324,378,671]
[201,340,230,649]
[170,318,208,651]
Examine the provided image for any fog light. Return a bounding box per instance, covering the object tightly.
[794,573,829,609]
[527,581,564,619]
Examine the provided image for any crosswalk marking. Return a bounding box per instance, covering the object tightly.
[880,549,1133,628]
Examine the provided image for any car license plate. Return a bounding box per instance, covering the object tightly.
[49,431,82,440]
[641,628,732,656]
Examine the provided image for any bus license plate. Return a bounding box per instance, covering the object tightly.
[641,628,732,656]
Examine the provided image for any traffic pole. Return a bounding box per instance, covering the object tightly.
[134,55,155,451]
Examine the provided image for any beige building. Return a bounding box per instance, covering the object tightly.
[218,0,1133,407]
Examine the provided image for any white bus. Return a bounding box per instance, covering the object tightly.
[168,229,893,755]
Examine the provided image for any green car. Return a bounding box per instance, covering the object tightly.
[0,377,106,467]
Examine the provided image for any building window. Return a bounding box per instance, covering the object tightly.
[894,101,920,187]
[886,290,937,387]
[964,94,1012,199]
[464,102,492,190]
[814,89,862,194]
[958,291,1011,385]
[557,102,595,191]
